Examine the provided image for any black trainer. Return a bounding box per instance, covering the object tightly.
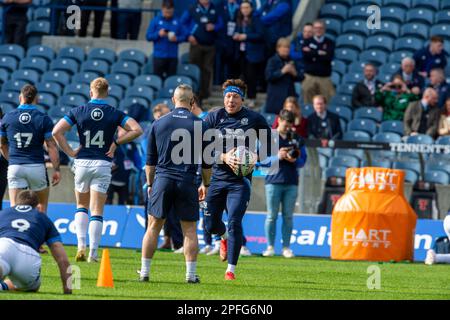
[186,275,200,284]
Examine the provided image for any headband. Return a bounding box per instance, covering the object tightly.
[223,86,245,99]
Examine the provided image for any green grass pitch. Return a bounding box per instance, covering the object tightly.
[2,246,450,300]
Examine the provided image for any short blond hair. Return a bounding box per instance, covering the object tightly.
[313,94,327,104]
[173,84,193,104]
[276,37,290,49]
[90,77,109,98]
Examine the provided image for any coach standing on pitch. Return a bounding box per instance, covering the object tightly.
[139,84,211,284]
[204,79,272,280]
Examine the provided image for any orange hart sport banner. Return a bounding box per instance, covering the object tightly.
[331,167,417,262]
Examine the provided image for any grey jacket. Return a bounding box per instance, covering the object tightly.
[403,101,441,138]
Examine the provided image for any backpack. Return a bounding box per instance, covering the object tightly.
[433,236,450,254]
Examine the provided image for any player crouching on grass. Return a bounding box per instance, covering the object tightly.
[0,190,72,294]
[203,79,272,280]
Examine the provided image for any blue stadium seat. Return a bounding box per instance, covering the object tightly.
[119,97,149,110]
[335,48,359,64]
[72,72,98,85]
[37,92,55,110]
[324,18,343,36]
[108,84,124,101]
[331,72,341,86]
[377,73,392,83]
[325,166,347,179]
[354,107,383,122]
[340,118,347,132]
[335,148,365,161]
[331,59,347,76]
[158,87,175,99]
[425,162,450,176]
[330,94,351,107]
[348,4,370,20]
[365,35,394,53]
[380,120,404,135]
[380,6,406,24]
[176,64,201,86]
[325,33,336,42]
[301,104,314,118]
[348,118,378,135]
[362,159,391,168]
[317,147,334,158]
[372,132,402,143]
[343,130,371,142]
[389,50,413,64]
[0,69,9,85]
[406,8,435,25]
[348,61,365,73]
[424,170,450,185]
[103,96,118,108]
[26,45,55,62]
[380,62,400,75]
[105,73,132,90]
[50,58,79,75]
[435,11,450,24]
[412,0,439,11]
[430,24,450,40]
[0,56,18,72]
[393,160,421,175]
[435,136,450,145]
[34,7,51,20]
[329,155,359,168]
[405,134,434,145]
[49,105,72,118]
[111,60,140,77]
[180,52,189,65]
[400,22,429,40]
[3,80,30,93]
[383,0,410,10]
[81,59,109,76]
[403,169,419,183]
[395,37,424,52]
[342,72,364,84]
[59,94,87,108]
[118,49,147,66]
[163,75,194,90]
[26,20,50,46]
[141,60,154,75]
[337,83,355,96]
[19,57,48,74]
[0,102,15,114]
[126,85,154,105]
[11,69,39,84]
[134,74,163,91]
[0,44,25,61]
[87,48,116,65]
[328,105,352,122]
[443,0,450,10]
[372,21,400,38]
[42,70,70,86]
[0,91,19,104]
[328,0,354,7]
[336,34,365,52]
[358,50,388,67]
[63,83,90,98]
[320,3,348,20]
[36,81,62,98]
[59,46,85,63]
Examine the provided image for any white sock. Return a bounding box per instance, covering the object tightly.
[226,264,236,273]
[186,261,197,280]
[88,216,103,257]
[74,208,89,250]
[140,258,151,277]
[435,254,450,264]
[221,231,228,240]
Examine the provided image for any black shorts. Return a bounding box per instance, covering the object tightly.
[149,177,199,222]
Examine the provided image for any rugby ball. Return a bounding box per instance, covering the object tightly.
[232,146,257,177]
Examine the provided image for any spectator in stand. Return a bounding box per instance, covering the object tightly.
[376,74,420,121]
[51,0,76,36]
[262,110,307,259]
[438,98,450,137]
[181,0,224,101]
[272,96,308,138]
[404,88,440,138]
[79,0,108,38]
[414,36,448,78]
[110,0,118,39]
[301,20,335,105]
[307,95,342,140]
[3,0,32,48]
[290,23,313,76]
[233,0,265,108]
[265,37,301,114]
[258,0,292,59]
[215,0,240,84]
[351,63,384,109]
[117,0,142,40]
[428,68,450,109]
[394,57,425,93]
[147,0,187,79]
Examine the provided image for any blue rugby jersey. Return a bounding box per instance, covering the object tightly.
[0,105,54,165]
[63,99,130,162]
[0,205,61,252]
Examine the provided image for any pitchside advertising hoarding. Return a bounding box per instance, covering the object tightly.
[30,202,446,262]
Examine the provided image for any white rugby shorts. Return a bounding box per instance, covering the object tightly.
[73,159,112,194]
[7,164,49,191]
[0,238,41,291]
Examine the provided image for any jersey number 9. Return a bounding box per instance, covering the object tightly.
[11,219,31,232]
[83,130,105,148]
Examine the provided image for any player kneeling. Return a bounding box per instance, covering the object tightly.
[0,190,72,294]
[425,214,450,265]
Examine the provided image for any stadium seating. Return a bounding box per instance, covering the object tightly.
[343,130,371,142]
[119,49,147,67]
[50,58,79,75]
[59,46,85,63]
[329,155,360,168]
[19,57,48,74]
[105,73,133,89]
[354,107,383,122]
[87,48,116,65]
[348,118,378,135]
[134,75,163,91]
[26,45,55,62]
[424,170,450,185]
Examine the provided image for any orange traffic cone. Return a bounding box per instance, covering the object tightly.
[96,249,114,288]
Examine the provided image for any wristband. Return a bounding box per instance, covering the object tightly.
[113,139,120,146]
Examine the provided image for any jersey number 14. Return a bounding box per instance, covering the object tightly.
[83,130,105,148]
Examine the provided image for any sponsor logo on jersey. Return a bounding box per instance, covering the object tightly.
[91,108,104,121]
[19,113,31,124]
